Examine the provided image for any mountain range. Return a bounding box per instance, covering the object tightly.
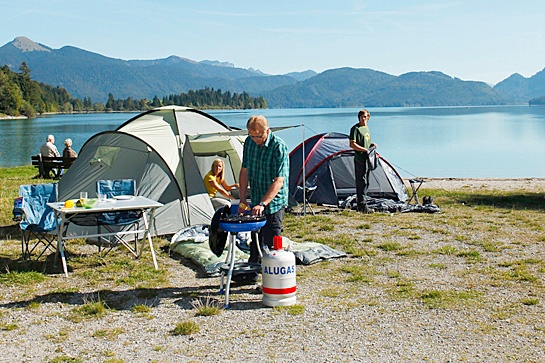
[1,36,543,108]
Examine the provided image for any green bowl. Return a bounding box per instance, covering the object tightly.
[83,198,98,209]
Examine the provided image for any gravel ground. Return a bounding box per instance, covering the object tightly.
[423,177,545,191]
[1,178,545,362]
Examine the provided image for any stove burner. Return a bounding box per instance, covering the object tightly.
[219,214,266,233]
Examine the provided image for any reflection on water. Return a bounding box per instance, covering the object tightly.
[2,106,545,178]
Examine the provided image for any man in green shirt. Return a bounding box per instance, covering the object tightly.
[239,115,290,264]
[349,109,376,212]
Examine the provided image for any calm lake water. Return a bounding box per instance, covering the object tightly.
[2,106,545,178]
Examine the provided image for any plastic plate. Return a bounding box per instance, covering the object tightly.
[113,195,133,200]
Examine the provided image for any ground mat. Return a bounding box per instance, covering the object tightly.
[170,224,347,277]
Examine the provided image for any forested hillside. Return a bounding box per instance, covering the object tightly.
[0,63,267,117]
[264,69,511,107]
[0,62,73,117]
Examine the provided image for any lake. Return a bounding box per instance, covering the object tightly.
[2,106,545,178]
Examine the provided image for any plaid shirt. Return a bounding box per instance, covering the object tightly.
[242,131,289,214]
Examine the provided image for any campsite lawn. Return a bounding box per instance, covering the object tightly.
[1,166,545,294]
[1,166,545,361]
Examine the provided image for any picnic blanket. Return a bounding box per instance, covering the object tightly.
[170,224,347,277]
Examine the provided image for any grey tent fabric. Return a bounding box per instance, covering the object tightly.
[289,132,409,206]
[58,106,245,238]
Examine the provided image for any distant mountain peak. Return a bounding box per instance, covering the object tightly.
[11,36,50,52]
[164,55,198,64]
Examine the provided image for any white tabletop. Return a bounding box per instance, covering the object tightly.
[48,196,163,214]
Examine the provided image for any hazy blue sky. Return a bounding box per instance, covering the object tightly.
[2,0,544,85]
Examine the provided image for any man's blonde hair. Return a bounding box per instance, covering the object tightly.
[247,115,268,131]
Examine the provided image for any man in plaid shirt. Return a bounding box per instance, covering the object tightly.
[239,115,290,266]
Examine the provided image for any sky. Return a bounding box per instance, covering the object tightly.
[2,0,544,85]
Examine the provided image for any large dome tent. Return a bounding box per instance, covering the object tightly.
[58,106,244,237]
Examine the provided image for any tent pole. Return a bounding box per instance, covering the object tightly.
[302,124,307,229]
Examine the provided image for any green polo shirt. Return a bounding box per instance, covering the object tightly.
[242,132,289,214]
[349,123,372,163]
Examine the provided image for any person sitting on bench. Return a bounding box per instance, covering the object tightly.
[62,138,78,159]
[39,134,60,177]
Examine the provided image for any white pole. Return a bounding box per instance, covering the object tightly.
[302,125,306,223]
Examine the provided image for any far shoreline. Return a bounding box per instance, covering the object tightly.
[0,115,27,120]
[0,110,141,121]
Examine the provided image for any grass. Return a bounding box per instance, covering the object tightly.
[192,296,222,316]
[419,289,482,309]
[273,303,305,315]
[92,327,125,339]
[69,296,109,322]
[170,320,201,336]
[0,269,46,285]
[2,167,545,359]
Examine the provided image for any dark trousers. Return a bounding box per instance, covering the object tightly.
[249,207,285,263]
[355,158,370,208]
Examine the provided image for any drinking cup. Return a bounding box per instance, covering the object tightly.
[80,192,88,200]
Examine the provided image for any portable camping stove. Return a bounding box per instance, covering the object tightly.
[218,214,266,308]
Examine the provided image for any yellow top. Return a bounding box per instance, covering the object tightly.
[204,171,221,197]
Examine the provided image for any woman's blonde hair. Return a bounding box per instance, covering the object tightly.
[211,159,225,181]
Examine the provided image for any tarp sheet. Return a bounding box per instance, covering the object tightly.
[341,195,441,213]
[170,225,347,276]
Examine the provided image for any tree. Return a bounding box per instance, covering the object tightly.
[0,68,23,115]
[61,102,73,113]
[105,93,116,110]
[18,62,43,112]
[71,98,84,112]
[20,100,36,118]
[83,97,93,110]
[151,95,162,107]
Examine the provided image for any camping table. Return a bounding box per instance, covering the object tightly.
[48,196,163,277]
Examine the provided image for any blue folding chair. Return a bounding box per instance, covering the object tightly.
[18,183,59,260]
[95,179,142,255]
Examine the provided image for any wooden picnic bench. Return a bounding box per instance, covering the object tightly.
[31,154,77,179]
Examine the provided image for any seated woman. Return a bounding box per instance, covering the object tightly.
[204,159,239,210]
[62,138,78,159]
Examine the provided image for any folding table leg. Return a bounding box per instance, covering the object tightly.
[54,211,69,278]
[140,209,158,270]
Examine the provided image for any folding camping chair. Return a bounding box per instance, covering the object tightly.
[17,183,59,260]
[297,185,318,216]
[95,179,142,256]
